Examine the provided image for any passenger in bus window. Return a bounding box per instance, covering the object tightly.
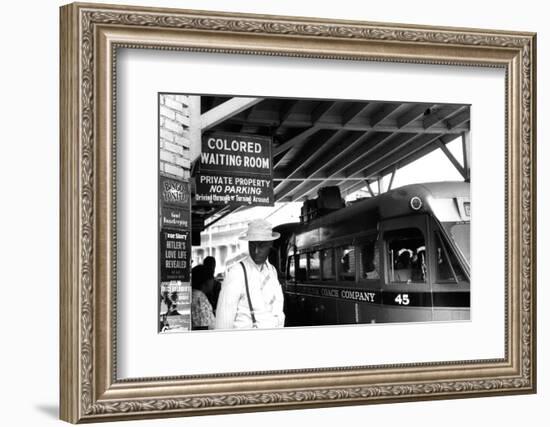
[435,234,463,283]
[340,247,356,281]
[321,249,336,280]
[297,253,307,281]
[411,247,426,282]
[385,228,426,284]
[394,250,413,282]
[215,219,285,330]
[286,255,295,281]
[308,251,321,280]
[361,242,380,280]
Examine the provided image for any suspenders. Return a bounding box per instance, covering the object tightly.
[239,261,258,328]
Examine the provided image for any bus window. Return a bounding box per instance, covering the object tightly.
[297,253,307,281]
[360,240,380,280]
[436,232,467,283]
[287,255,295,282]
[321,249,336,280]
[339,246,356,281]
[385,228,426,284]
[308,251,321,280]
[447,223,470,264]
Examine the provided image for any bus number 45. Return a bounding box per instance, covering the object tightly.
[394,294,410,305]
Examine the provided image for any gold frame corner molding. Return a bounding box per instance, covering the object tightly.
[60,2,536,423]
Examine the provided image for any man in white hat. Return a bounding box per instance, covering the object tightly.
[215,219,285,329]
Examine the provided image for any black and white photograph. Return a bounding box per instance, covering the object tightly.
[1,0,543,425]
[158,94,471,333]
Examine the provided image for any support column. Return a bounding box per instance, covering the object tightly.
[462,131,471,181]
[187,95,202,167]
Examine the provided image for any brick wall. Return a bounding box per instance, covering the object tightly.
[159,94,191,179]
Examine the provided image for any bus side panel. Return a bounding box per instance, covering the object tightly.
[375,306,433,323]
[287,292,317,327]
[288,294,339,326]
[338,301,384,324]
[335,301,434,324]
[336,300,361,324]
[283,291,301,327]
[311,296,339,325]
[432,308,470,321]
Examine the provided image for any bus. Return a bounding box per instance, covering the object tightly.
[272,181,470,326]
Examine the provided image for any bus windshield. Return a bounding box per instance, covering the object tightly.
[441,222,470,265]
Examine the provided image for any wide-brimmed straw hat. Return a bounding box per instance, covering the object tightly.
[239,219,280,241]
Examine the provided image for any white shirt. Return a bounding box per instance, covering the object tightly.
[215,256,285,329]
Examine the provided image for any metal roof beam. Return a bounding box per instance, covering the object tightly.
[340,132,465,197]
[361,133,444,179]
[342,102,370,124]
[275,129,345,182]
[274,176,367,181]
[447,110,471,129]
[225,110,282,127]
[281,132,402,201]
[239,104,260,133]
[370,103,403,126]
[365,181,376,197]
[306,133,441,201]
[239,125,262,134]
[423,105,468,129]
[274,130,347,195]
[462,131,471,181]
[225,116,468,134]
[342,180,367,197]
[340,133,421,178]
[303,131,370,179]
[318,121,466,133]
[200,97,263,131]
[387,167,397,191]
[311,101,341,123]
[396,104,433,128]
[437,139,468,180]
[274,100,301,133]
[340,139,444,194]
[275,131,372,200]
[273,102,348,165]
[273,126,320,159]
[376,141,441,179]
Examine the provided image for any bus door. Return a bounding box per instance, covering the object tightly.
[283,245,323,327]
[379,215,432,323]
[427,217,470,321]
[283,248,299,327]
[336,237,382,325]
[307,249,339,326]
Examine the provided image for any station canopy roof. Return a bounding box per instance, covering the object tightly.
[195,95,470,227]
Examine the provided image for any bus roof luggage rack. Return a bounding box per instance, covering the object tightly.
[300,186,345,224]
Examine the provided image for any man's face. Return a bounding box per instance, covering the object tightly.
[248,240,272,265]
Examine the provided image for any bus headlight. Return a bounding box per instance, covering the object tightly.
[410,196,423,211]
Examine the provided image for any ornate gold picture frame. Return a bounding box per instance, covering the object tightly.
[60,2,536,423]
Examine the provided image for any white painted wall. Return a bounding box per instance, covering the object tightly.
[0,0,546,426]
